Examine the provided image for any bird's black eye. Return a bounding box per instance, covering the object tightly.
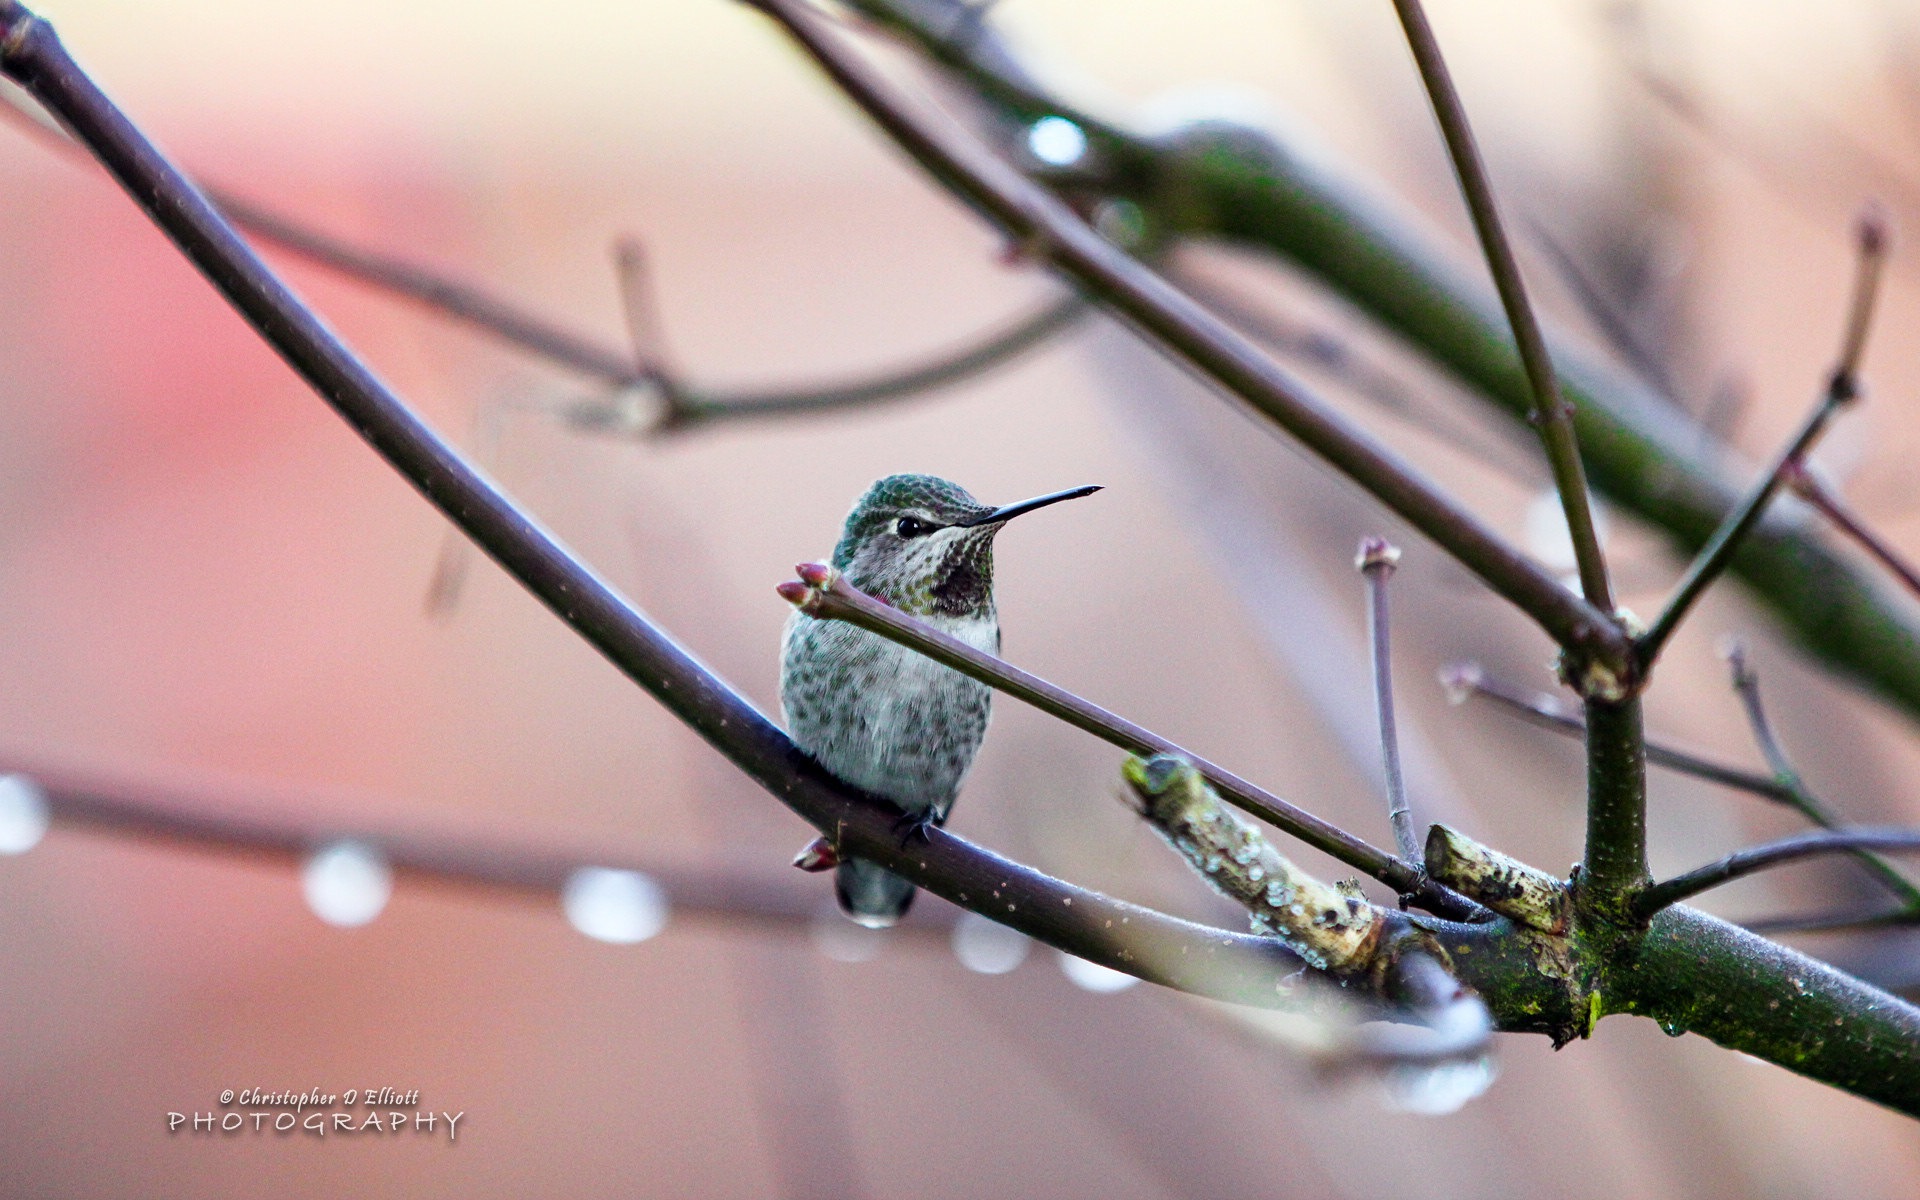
[895,516,937,538]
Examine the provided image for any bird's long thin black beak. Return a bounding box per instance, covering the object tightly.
[962,484,1102,526]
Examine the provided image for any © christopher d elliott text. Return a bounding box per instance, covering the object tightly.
[167,1088,462,1141]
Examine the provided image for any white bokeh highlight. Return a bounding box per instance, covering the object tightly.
[1026,115,1087,167]
[1379,1056,1498,1116]
[950,911,1030,975]
[1057,950,1140,994]
[301,840,392,928]
[562,867,669,945]
[0,774,50,855]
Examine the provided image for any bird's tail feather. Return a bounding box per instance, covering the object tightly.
[835,858,916,928]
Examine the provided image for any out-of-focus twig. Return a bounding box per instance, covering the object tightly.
[0,79,1088,434]
[1440,660,1793,802]
[1722,642,1920,910]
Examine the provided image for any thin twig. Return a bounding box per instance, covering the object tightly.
[1391,0,1613,611]
[0,0,1342,1006]
[750,0,1632,675]
[1636,828,1920,918]
[0,78,1087,433]
[1440,662,1794,801]
[1723,641,1920,909]
[779,563,1484,921]
[1357,538,1420,867]
[1638,211,1889,664]
[1787,463,1920,601]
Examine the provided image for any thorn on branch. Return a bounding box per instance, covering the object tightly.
[792,836,840,873]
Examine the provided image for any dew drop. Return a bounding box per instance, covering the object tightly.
[1380,1055,1498,1115]
[301,840,391,928]
[951,911,1030,975]
[0,774,51,855]
[1057,951,1140,994]
[1658,1019,1687,1038]
[562,867,668,944]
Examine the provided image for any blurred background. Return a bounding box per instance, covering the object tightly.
[2,0,1920,1195]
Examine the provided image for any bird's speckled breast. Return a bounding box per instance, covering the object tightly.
[780,609,998,817]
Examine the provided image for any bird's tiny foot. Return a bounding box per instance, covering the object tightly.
[892,811,937,847]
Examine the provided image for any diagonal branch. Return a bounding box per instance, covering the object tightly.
[842,0,1920,732]
[749,0,1631,675]
[1786,463,1920,602]
[0,0,1327,1007]
[1390,0,1613,611]
[778,562,1482,920]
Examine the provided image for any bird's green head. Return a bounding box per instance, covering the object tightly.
[829,473,1099,616]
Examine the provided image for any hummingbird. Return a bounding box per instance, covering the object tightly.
[781,473,1101,927]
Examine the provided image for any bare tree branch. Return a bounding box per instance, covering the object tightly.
[1638,212,1888,664]
[1390,0,1614,611]
[1122,753,1493,1064]
[1723,641,1920,909]
[1440,660,1793,801]
[748,0,1631,675]
[0,0,1350,1007]
[1787,463,1920,602]
[777,561,1481,919]
[1356,538,1420,867]
[1637,829,1920,917]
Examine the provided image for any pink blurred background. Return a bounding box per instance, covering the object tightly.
[3,1,1920,1195]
